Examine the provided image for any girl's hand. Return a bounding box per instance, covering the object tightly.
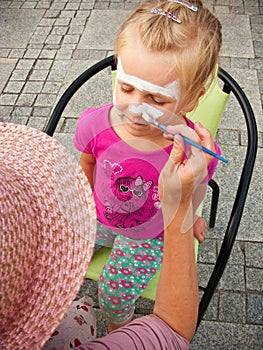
[193,216,207,243]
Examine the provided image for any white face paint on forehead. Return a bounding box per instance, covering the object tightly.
[116,57,180,100]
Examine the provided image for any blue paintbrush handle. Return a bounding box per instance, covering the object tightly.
[157,122,228,163]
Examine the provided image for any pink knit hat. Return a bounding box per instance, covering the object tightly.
[0,122,96,350]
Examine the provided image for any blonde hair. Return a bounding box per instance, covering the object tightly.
[114,0,222,112]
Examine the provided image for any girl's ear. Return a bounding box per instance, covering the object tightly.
[183,87,206,114]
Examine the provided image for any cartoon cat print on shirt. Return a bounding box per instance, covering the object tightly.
[102,160,156,230]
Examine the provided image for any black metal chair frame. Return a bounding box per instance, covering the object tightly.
[44,55,258,330]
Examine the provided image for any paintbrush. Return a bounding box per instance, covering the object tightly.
[140,110,228,164]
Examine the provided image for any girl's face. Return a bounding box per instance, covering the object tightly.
[113,27,182,139]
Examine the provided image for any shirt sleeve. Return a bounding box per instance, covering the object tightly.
[73,108,95,154]
[75,314,190,350]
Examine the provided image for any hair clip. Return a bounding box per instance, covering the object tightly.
[168,0,198,12]
[151,8,182,24]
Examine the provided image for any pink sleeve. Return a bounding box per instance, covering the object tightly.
[75,314,189,350]
[73,104,113,154]
[73,108,95,154]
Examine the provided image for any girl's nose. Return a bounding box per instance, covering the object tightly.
[131,90,146,105]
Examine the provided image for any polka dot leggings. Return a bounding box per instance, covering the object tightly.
[95,222,164,324]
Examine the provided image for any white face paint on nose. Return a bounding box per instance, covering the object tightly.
[129,103,163,123]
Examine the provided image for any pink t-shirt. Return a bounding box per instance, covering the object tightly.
[74,104,220,240]
[76,314,190,350]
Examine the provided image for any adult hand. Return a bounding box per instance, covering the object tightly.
[158,123,214,230]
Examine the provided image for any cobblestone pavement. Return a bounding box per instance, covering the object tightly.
[0,0,262,349]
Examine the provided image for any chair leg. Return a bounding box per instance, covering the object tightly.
[208,179,220,228]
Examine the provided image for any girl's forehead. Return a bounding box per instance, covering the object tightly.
[116,47,180,99]
[118,43,178,88]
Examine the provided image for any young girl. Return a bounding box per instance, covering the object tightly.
[74,0,222,333]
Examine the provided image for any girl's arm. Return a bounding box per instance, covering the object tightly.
[80,153,96,191]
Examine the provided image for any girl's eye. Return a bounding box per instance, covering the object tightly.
[119,84,133,94]
[152,97,168,105]
[153,100,166,105]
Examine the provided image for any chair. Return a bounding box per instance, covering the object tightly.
[44,55,258,329]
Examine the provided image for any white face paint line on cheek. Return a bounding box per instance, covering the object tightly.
[116,58,180,100]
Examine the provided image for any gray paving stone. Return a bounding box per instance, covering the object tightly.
[221,240,245,265]
[197,263,215,290]
[50,1,66,11]
[247,293,263,324]
[10,116,29,125]
[191,320,263,350]
[60,9,76,18]
[23,81,44,93]
[55,17,71,26]
[218,14,254,58]
[4,80,25,93]
[63,34,80,44]
[9,48,26,58]
[55,47,74,60]
[33,106,52,117]
[35,93,57,106]
[44,9,61,18]
[197,238,217,264]
[217,129,240,145]
[35,26,52,36]
[237,148,263,241]
[246,267,263,292]
[16,93,36,106]
[45,34,63,45]
[16,58,35,69]
[0,9,44,48]
[0,106,13,118]
[24,48,41,59]
[47,69,67,82]
[68,25,85,35]
[60,117,78,133]
[12,106,32,117]
[245,242,263,268]
[219,68,262,132]
[220,264,245,291]
[36,1,52,10]
[78,10,130,50]
[42,81,62,94]
[39,49,57,59]
[53,132,79,159]
[27,116,47,130]
[39,17,56,27]
[8,2,23,9]
[0,58,17,93]
[0,93,18,105]
[29,69,49,81]
[50,26,68,36]
[211,145,262,243]
[22,1,38,9]
[0,48,11,57]
[201,292,219,321]
[219,291,246,323]
[34,59,53,69]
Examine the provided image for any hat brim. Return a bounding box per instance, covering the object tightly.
[0,122,96,349]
